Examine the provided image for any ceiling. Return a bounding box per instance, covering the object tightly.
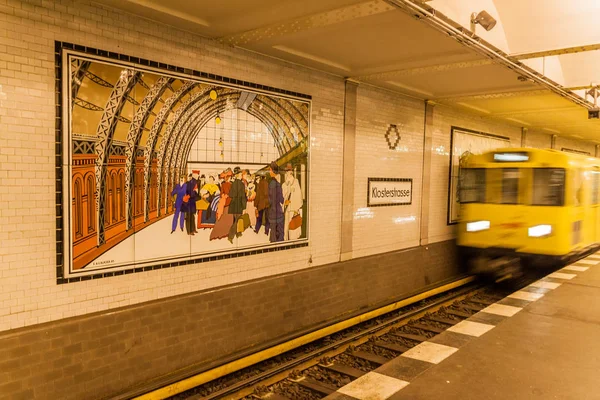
[92,0,600,142]
[430,0,600,109]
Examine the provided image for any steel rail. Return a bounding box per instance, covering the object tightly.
[132,276,475,400]
[191,282,481,400]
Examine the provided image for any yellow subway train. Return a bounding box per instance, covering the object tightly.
[456,147,600,277]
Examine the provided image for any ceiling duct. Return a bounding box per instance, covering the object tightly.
[236,91,257,111]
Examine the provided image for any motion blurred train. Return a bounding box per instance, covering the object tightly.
[456,148,600,277]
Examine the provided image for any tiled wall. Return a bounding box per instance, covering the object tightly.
[0,240,460,400]
[2,1,600,397]
[556,136,596,154]
[525,130,551,148]
[1,0,599,335]
[352,86,425,258]
[0,0,346,332]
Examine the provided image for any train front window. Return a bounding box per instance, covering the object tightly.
[501,168,519,204]
[532,168,565,206]
[485,168,521,204]
[459,168,485,203]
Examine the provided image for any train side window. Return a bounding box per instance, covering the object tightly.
[532,168,565,206]
[459,168,485,203]
[573,170,584,206]
[592,172,600,205]
[501,168,519,204]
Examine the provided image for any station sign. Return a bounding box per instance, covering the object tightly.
[367,178,412,207]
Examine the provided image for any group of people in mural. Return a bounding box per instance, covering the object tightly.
[171,162,303,243]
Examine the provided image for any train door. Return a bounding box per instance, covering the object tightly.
[593,168,600,244]
[572,169,585,248]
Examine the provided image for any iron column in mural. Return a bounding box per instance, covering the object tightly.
[142,81,196,222]
[93,69,140,246]
[124,76,172,231]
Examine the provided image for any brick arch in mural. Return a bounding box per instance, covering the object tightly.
[123,76,173,231]
[142,81,197,221]
[92,69,140,246]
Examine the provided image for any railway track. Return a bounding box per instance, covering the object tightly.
[136,273,544,400]
[225,288,500,400]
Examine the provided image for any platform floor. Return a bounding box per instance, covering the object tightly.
[325,253,600,400]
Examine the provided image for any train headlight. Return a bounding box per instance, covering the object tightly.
[466,220,490,232]
[528,224,552,237]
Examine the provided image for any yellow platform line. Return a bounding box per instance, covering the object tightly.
[135,276,475,400]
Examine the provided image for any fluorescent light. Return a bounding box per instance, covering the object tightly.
[466,220,490,232]
[504,117,531,126]
[456,102,491,114]
[529,225,552,237]
[494,153,529,162]
[272,45,352,72]
[543,128,561,134]
[386,81,434,97]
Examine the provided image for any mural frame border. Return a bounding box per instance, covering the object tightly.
[447,126,510,226]
[55,41,312,285]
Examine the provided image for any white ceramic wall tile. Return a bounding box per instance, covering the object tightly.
[524,131,551,149]
[1,0,600,332]
[0,0,344,331]
[352,86,424,258]
[555,136,595,155]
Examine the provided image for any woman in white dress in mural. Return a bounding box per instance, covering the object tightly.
[244,177,257,228]
[282,163,303,240]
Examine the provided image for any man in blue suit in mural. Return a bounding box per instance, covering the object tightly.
[185,170,199,235]
[171,175,187,234]
[267,162,284,242]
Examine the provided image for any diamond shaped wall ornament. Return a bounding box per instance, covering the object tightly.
[385,124,401,150]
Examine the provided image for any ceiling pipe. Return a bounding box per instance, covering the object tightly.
[383,0,595,111]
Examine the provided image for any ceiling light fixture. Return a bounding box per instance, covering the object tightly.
[517,75,535,83]
[585,85,599,119]
[585,86,599,105]
[470,10,497,33]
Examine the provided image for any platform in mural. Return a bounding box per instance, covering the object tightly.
[61,47,310,278]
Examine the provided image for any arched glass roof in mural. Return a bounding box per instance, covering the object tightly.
[69,55,310,249]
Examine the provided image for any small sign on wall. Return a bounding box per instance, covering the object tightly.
[367,178,412,207]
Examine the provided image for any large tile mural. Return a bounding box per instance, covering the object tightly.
[60,45,310,280]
